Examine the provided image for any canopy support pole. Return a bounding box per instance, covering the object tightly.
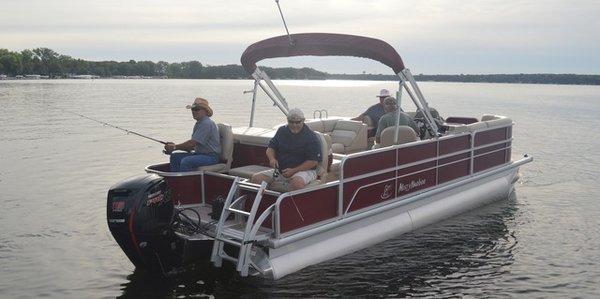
[398,69,439,136]
[252,68,290,117]
[393,83,404,144]
[248,78,259,127]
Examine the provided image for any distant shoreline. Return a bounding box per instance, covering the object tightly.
[1,47,599,85]
[2,75,600,86]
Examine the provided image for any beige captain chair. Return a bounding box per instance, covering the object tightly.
[313,131,330,182]
[196,123,234,173]
[363,115,374,128]
[270,131,330,192]
[372,126,419,149]
[362,115,375,148]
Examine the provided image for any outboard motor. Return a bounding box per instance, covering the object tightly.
[107,174,182,275]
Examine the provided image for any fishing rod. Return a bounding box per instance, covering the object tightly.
[46,103,168,145]
[275,0,294,46]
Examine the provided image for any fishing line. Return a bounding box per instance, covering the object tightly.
[45,103,168,145]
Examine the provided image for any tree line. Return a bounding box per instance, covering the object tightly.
[0,47,329,79]
[329,73,600,85]
[1,47,599,85]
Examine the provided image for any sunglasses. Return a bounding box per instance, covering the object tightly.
[191,107,204,112]
[288,120,303,124]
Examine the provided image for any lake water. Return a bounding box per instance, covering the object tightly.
[1,79,599,298]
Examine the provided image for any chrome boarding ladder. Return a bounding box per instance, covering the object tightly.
[210,178,272,276]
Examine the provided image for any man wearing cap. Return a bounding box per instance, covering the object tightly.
[375,96,419,144]
[250,108,322,190]
[352,89,392,134]
[164,97,221,172]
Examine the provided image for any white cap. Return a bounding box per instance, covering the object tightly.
[287,108,305,120]
[377,89,391,97]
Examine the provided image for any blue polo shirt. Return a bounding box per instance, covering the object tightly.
[363,103,386,130]
[268,125,322,170]
[191,116,221,156]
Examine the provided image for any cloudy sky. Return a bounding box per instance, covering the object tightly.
[2,0,599,74]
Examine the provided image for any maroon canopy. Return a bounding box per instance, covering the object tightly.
[241,33,405,74]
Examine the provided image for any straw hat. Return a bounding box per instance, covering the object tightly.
[186,97,213,117]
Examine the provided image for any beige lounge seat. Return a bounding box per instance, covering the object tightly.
[482,114,513,128]
[304,119,367,154]
[196,123,234,173]
[232,126,276,146]
[448,115,512,134]
[372,126,419,149]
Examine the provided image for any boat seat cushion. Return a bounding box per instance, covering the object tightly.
[483,115,513,128]
[448,115,512,134]
[304,120,325,132]
[313,131,329,181]
[198,163,228,173]
[321,118,338,132]
[269,178,322,193]
[292,119,367,154]
[331,142,345,153]
[232,126,276,146]
[329,130,357,146]
[229,165,271,179]
[373,126,419,149]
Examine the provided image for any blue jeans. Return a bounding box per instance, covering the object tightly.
[169,152,219,172]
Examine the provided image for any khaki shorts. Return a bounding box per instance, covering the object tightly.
[257,169,317,185]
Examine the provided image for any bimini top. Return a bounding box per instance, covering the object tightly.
[241,33,405,74]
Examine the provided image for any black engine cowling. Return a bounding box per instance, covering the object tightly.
[107,174,182,275]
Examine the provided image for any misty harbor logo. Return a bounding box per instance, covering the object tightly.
[380,183,393,200]
[398,178,426,193]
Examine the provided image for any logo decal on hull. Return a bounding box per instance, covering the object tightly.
[380,183,393,200]
[398,178,426,193]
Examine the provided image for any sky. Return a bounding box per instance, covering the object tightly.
[1,0,599,74]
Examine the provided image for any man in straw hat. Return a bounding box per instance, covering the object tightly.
[352,89,393,134]
[250,108,322,190]
[164,97,221,172]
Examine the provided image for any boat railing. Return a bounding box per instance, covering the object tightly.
[270,122,515,238]
[342,138,513,215]
[146,121,515,239]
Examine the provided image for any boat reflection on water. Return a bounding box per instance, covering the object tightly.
[119,192,519,297]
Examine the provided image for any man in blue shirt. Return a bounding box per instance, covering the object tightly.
[164,97,221,172]
[352,89,390,134]
[250,108,322,190]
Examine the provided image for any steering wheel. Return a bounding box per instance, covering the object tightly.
[412,117,429,139]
